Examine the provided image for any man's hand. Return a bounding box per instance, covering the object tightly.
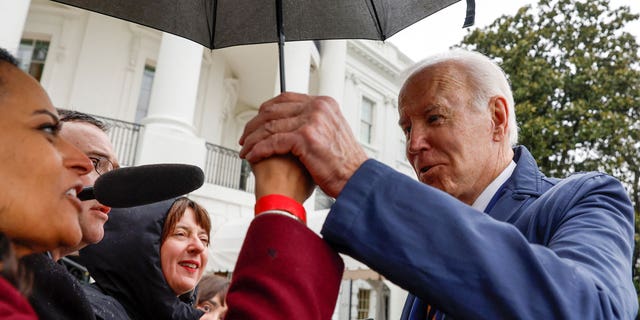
[240,92,368,198]
[251,155,314,204]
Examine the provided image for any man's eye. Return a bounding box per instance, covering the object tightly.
[427,115,442,123]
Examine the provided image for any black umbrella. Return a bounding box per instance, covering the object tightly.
[50,0,475,92]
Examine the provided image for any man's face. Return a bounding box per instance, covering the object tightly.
[59,121,119,245]
[398,62,501,205]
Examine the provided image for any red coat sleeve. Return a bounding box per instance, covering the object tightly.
[226,214,344,320]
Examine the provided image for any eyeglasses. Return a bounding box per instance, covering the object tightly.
[88,156,115,176]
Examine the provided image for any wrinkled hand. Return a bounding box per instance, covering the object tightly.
[251,154,314,204]
[240,92,368,198]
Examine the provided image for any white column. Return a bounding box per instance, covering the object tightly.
[136,33,206,167]
[144,33,202,132]
[317,40,347,106]
[0,0,31,55]
[279,41,311,94]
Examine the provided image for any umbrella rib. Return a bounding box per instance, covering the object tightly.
[210,0,218,48]
[367,0,385,39]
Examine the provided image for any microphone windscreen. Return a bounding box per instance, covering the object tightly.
[93,163,204,208]
[77,187,95,201]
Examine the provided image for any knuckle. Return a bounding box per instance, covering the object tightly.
[264,119,277,134]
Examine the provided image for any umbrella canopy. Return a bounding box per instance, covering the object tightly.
[51,0,474,92]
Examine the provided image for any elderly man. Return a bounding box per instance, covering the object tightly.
[239,49,637,319]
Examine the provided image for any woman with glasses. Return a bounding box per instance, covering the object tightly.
[0,48,93,317]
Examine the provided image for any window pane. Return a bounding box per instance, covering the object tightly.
[33,41,49,61]
[361,98,374,122]
[17,40,35,74]
[360,124,371,144]
[360,97,374,144]
[135,65,156,123]
[357,289,371,319]
[17,39,50,81]
[28,63,45,81]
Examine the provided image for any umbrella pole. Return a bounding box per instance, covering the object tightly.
[276,0,285,93]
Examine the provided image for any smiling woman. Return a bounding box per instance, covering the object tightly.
[161,198,211,296]
[78,197,211,320]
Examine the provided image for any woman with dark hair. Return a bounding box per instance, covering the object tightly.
[195,274,229,320]
[79,197,211,319]
[0,47,93,317]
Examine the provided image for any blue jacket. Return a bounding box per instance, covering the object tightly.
[322,146,637,319]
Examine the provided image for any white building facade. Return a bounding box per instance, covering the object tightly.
[1,1,420,318]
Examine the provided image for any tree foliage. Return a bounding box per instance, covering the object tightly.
[458,0,640,305]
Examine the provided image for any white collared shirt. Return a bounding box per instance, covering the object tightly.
[471,160,517,212]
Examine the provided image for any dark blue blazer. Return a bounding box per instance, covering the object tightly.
[322,146,637,319]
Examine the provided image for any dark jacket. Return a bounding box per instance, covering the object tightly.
[22,253,96,320]
[79,199,203,320]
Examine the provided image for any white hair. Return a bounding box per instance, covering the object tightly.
[401,49,518,146]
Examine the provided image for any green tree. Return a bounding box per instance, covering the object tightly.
[458,0,640,305]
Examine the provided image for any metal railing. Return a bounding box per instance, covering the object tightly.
[204,143,255,193]
[92,115,142,167]
[87,113,254,193]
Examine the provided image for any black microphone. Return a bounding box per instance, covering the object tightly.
[77,163,204,208]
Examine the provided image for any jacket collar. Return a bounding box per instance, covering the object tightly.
[504,145,546,197]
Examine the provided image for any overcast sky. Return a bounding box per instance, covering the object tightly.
[388,0,640,62]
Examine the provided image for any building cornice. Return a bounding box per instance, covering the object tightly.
[31,0,83,19]
[346,40,405,78]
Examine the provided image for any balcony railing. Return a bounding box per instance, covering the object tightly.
[204,143,255,193]
[87,113,254,193]
[92,115,142,167]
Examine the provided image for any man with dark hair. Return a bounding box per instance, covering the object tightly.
[55,109,119,257]
[22,109,121,320]
[58,109,110,132]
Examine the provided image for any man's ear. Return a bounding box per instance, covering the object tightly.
[490,96,509,142]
